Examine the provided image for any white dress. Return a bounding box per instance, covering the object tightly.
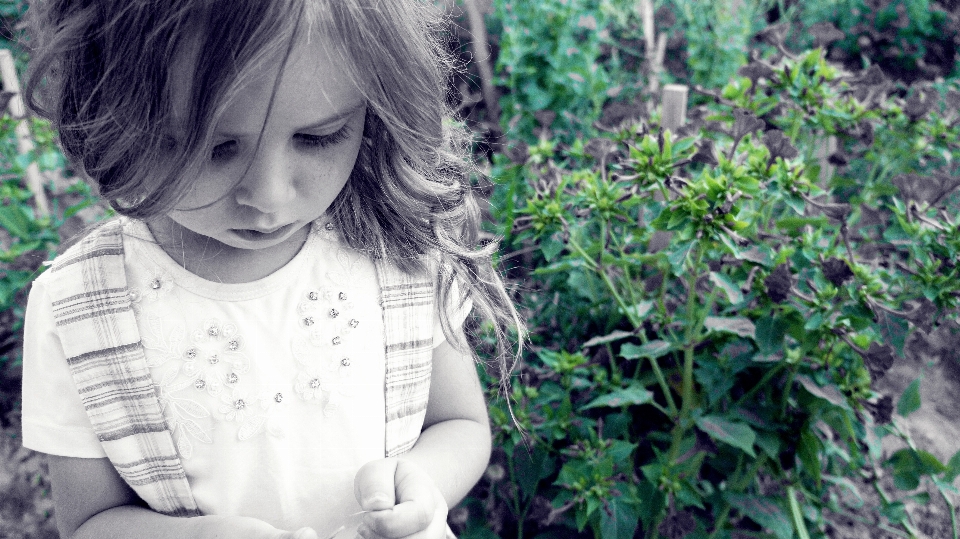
[21,218,465,536]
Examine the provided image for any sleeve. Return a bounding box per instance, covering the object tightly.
[432,277,473,349]
[21,274,107,458]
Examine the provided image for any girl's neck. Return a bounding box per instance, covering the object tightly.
[144,216,311,284]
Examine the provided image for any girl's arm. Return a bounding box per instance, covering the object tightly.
[355,338,492,538]
[47,454,317,539]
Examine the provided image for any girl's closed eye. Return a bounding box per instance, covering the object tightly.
[294,125,352,149]
[209,126,352,163]
[211,140,239,162]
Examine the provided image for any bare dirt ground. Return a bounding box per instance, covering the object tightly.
[825,326,960,539]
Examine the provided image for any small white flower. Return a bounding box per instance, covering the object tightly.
[219,387,253,423]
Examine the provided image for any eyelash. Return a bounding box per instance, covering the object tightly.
[210,126,353,161]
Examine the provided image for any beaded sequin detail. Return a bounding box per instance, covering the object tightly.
[291,220,362,414]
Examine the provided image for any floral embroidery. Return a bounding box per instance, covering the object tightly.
[190,318,249,374]
[154,365,213,459]
[141,316,186,369]
[294,369,326,403]
[140,269,174,302]
[219,387,254,423]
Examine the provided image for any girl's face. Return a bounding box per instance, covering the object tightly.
[152,30,366,272]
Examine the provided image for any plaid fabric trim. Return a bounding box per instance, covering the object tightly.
[374,260,436,458]
[46,220,200,517]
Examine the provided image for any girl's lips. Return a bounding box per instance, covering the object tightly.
[230,223,295,242]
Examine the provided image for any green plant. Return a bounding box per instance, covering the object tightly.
[0,114,103,423]
[667,0,770,90]
[785,0,959,82]
[492,0,645,143]
[468,32,960,539]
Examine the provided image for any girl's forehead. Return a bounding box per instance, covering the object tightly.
[218,34,364,133]
[167,25,362,134]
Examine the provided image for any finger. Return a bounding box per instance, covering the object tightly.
[359,498,447,539]
[293,527,319,539]
[278,527,318,539]
[355,458,399,511]
[392,460,435,505]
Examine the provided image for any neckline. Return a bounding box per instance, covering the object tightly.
[122,217,327,301]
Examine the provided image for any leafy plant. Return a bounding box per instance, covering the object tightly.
[467,27,960,539]
[492,0,646,143]
[784,0,960,82]
[0,114,104,423]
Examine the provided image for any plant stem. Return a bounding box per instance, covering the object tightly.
[936,484,960,539]
[570,226,681,416]
[650,355,679,417]
[567,235,638,327]
[667,245,704,462]
[707,504,732,539]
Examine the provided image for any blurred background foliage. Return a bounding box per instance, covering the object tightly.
[2,0,960,537]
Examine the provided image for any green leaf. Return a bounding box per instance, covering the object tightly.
[695,415,756,457]
[623,300,654,323]
[710,271,744,304]
[798,427,822,487]
[540,233,565,262]
[672,136,696,155]
[704,316,755,338]
[667,240,694,274]
[582,330,634,348]
[755,430,781,460]
[513,445,555,499]
[754,316,787,355]
[945,449,960,482]
[803,311,824,330]
[886,448,946,491]
[877,311,909,357]
[796,375,849,410]
[776,216,829,234]
[582,384,654,409]
[599,490,641,539]
[620,340,672,360]
[897,377,922,417]
[787,486,813,539]
[0,204,33,240]
[725,493,793,539]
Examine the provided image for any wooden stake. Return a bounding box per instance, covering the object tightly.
[0,49,49,217]
[817,135,838,185]
[647,85,689,254]
[661,84,689,132]
[464,0,500,127]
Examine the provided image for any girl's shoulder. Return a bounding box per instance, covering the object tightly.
[47,218,125,272]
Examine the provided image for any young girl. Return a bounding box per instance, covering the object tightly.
[19,1,522,538]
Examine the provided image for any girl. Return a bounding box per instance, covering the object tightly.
[19,1,522,538]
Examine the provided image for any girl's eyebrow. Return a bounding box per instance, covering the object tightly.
[216,102,365,138]
[296,101,366,131]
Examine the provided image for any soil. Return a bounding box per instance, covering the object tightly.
[823,327,960,539]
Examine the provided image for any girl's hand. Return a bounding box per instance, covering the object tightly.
[197,515,319,539]
[354,458,449,539]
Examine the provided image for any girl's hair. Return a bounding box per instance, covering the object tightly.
[24,0,524,386]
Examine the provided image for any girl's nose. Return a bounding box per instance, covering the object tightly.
[234,148,296,214]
